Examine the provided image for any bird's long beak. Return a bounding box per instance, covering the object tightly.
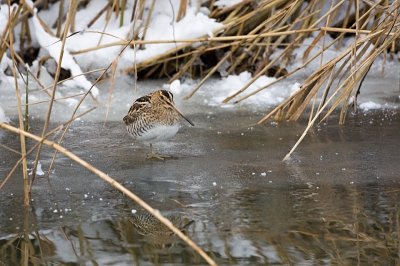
[170,102,195,126]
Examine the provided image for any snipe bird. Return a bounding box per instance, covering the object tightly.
[123,90,194,160]
[130,213,195,236]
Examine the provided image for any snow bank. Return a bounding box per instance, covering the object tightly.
[32,14,99,98]
[65,2,222,72]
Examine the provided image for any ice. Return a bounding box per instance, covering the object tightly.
[0,106,10,123]
[36,161,45,176]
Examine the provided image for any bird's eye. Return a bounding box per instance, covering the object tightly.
[161,90,172,100]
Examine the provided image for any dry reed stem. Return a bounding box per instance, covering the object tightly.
[87,1,110,28]
[184,44,240,99]
[69,0,79,33]
[0,123,217,266]
[97,0,117,46]
[141,41,231,71]
[21,1,55,38]
[324,34,400,122]
[281,27,397,161]
[169,52,199,83]
[14,92,85,107]
[69,27,391,56]
[7,2,29,206]
[177,0,187,22]
[104,58,118,126]
[35,68,106,95]
[55,0,65,37]
[223,0,347,103]
[140,0,156,50]
[214,0,253,17]
[257,20,393,123]
[234,35,340,102]
[0,143,22,155]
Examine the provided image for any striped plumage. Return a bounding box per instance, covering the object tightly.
[130,213,195,236]
[123,90,194,160]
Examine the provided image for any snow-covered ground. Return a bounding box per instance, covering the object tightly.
[0,0,399,124]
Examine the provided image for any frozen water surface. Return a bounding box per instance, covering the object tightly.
[0,75,400,265]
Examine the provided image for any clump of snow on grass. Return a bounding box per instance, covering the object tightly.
[59,1,222,73]
[32,14,99,98]
[119,6,221,70]
[196,71,298,107]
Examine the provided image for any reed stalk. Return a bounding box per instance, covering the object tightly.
[7,1,29,206]
[24,69,29,132]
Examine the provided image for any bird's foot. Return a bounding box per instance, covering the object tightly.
[146,152,170,161]
[146,143,170,161]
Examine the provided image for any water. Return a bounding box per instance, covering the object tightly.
[1,112,400,265]
[1,78,400,265]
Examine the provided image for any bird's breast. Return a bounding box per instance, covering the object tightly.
[126,123,180,143]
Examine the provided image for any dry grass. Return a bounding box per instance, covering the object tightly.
[0,0,399,264]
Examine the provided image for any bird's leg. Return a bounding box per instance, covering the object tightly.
[146,143,170,161]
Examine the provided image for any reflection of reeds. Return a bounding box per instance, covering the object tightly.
[0,207,55,265]
[212,186,400,264]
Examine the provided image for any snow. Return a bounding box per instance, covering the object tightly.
[31,14,100,98]
[169,80,182,94]
[214,0,243,8]
[0,1,398,124]
[360,101,383,111]
[36,161,45,176]
[0,106,10,123]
